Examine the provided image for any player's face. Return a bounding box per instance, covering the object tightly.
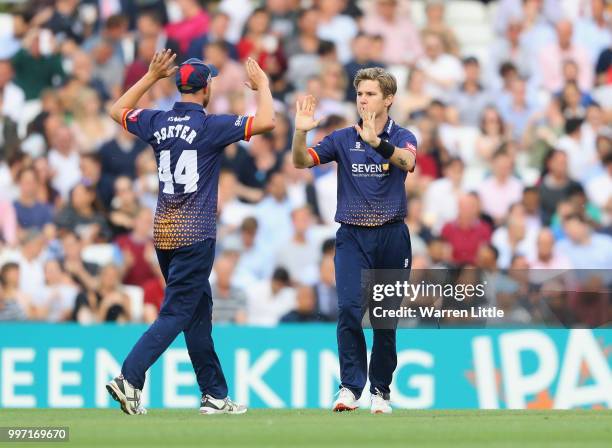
[356,80,393,116]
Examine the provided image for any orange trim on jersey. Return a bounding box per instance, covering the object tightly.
[307,147,320,166]
[121,108,132,130]
[244,116,254,141]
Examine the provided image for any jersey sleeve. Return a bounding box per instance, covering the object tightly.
[308,132,338,166]
[122,108,161,143]
[395,129,417,157]
[206,114,254,148]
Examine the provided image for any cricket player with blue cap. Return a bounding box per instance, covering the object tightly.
[105,49,275,415]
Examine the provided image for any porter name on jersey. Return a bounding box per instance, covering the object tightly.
[153,125,197,145]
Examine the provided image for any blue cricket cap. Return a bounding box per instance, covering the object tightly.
[175,58,219,94]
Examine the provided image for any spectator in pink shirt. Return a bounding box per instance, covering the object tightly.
[478,148,524,225]
[165,0,210,55]
[361,0,422,65]
[529,227,573,269]
[0,199,18,246]
[538,19,593,93]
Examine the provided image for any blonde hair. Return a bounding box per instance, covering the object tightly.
[353,67,397,99]
[72,87,100,118]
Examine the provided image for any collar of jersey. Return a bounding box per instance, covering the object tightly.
[356,116,394,140]
[173,101,205,112]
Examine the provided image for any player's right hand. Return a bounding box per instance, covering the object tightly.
[244,57,269,91]
[147,49,178,80]
[294,95,321,132]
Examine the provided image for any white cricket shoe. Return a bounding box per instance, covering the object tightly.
[200,395,247,414]
[370,389,392,414]
[106,374,147,415]
[332,387,358,412]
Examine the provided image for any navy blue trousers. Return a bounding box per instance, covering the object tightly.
[335,222,412,399]
[121,238,228,398]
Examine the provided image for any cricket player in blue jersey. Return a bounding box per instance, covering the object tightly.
[105,50,275,415]
[292,67,417,414]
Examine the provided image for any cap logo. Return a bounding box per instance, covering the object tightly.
[180,64,195,86]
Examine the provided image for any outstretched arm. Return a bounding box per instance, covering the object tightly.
[109,49,177,124]
[291,95,321,169]
[354,108,416,172]
[244,57,275,135]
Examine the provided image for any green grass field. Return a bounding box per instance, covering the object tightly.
[2,409,611,448]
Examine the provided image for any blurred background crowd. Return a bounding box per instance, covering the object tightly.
[0,0,609,327]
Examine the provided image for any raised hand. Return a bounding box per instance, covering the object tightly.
[295,95,321,132]
[244,57,269,91]
[354,107,379,146]
[147,49,178,80]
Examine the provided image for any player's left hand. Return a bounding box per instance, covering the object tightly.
[147,49,178,80]
[354,107,380,147]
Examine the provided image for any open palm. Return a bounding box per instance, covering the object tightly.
[354,107,378,146]
[295,95,321,132]
[147,49,178,80]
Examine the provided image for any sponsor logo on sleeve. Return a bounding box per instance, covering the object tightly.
[128,109,143,122]
[404,142,417,155]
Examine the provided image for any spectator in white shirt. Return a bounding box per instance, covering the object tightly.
[555,213,612,269]
[314,164,338,226]
[573,0,611,62]
[246,267,296,326]
[31,259,78,322]
[16,230,46,302]
[254,172,293,252]
[316,0,357,63]
[521,187,543,235]
[48,125,82,201]
[275,206,319,285]
[0,59,25,124]
[586,152,612,209]
[417,31,463,100]
[492,206,537,269]
[217,170,256,237]
[488,20,533,88]
[0,13,27,60]
[232,216,274,289]
[557,117,598,182]
[423,157,465,233]
[580,104,607,176]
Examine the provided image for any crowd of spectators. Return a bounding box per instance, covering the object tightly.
[0,0,610,327]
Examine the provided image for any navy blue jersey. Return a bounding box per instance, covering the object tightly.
[122,102,254,249]
[308,118,417,227]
